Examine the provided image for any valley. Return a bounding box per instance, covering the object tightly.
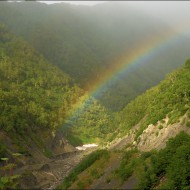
[0,1,190,190]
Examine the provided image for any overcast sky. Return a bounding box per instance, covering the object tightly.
[39,1,190,7]
[39,1,105,6]
[9,1,190,10]
[41,1,190,22]
[8,0,190,26]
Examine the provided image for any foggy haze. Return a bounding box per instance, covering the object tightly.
[41,1,190,27]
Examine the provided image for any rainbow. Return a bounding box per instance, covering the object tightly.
[64,20,190,125]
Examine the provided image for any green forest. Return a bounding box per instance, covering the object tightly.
[0,22,115,189]
[0,23,114,157]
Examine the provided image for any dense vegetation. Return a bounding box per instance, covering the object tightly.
[0,1,189,111]
[0,24,114,160]
[117,59,190,139]
[0,22,116,189]
[114,132,190,189]
[115,149,138,182]
[64,97,115,145]
[137,132,190,189]
[0,22,81,145]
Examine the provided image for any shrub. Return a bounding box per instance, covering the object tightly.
[137,132,190,189]
[158,125,163,130]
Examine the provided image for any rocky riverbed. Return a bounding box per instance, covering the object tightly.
[15,146,98,189]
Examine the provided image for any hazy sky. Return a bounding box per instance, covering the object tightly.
[8,0,190,26]
[39,1,105,6]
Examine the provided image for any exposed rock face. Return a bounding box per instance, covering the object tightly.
[137,115,190,151]
[109,114,190,152]
[88,115,190,190]
[108,122,141,150]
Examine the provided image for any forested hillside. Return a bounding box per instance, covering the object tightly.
[0,23,113,162]
[0,22,117,189]
[0,23,77,162]
[117,59,190,139]
[0,1,189,110]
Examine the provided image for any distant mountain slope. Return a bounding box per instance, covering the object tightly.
[0,1,189,110]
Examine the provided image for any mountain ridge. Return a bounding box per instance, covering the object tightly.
[0,1,190,111]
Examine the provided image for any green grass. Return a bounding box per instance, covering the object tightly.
[57,149,109,189]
